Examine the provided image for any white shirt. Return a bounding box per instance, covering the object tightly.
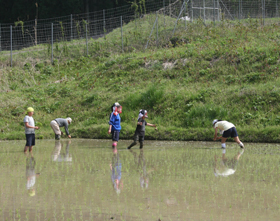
[26,175,36,189]
[215,121,235,131]
[214,168,236,177]
[23,116,35,134]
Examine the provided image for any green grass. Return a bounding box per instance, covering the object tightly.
[0,15,280,141]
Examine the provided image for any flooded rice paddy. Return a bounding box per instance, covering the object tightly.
[0,139,280,221]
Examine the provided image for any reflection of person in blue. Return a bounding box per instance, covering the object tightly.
[26,154,40,196]
[52,140,72,162]
[214,149,244,177]
[110,148,123,194]
[129,149,151,189]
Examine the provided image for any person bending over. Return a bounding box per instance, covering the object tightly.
[50,117,72,140]
[212,119,244,149]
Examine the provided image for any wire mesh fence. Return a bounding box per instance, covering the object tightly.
[0,0,280,67]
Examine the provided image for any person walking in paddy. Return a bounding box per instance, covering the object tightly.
[212,119,244,149]
[127,109,157,149]
[50,118,72,140]
[108,102,122,148]
[24,107,40,153]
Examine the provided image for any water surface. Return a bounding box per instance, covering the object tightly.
[0,139,279,220]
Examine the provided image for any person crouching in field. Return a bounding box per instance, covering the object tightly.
[108,103,122,148]
[127,109,157,149]
[50,118,72,140]
[24,107,40,153]
[212,119,244,149]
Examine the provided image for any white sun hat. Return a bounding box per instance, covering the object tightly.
[212,119,218,127]
[66,117,72,124]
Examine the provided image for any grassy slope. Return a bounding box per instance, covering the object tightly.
[1,16,280,142]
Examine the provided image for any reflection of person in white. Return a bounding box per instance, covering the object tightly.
[214,149,244,177]
[26,154,40,196]
[212,119,244,149]
[52,140,72,162]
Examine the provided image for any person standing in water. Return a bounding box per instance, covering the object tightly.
[127,109,157,149]
[212,119,244,149]
[108,103,122,149]
[23,107,40,153]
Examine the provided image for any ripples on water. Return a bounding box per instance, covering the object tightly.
[0,139,279,220]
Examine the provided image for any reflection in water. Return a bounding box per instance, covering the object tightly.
[129,149,150,189]
[52,140,72,162]
[110,148,123,194]
[1,140,280,220]
[214,149,244,177]
[26,154,40,196]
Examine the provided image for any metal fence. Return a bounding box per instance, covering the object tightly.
[0,0,176,51]
[0,0,279,67]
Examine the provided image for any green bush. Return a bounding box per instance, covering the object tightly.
[185,105,228,128]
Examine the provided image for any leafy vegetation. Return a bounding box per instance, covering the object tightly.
[0,16,280,142]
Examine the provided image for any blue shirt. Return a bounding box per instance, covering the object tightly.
[111,154,122,182]
[111,162,122,181]
[109,112,121,131]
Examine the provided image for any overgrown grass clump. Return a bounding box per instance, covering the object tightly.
[0,16,280,141]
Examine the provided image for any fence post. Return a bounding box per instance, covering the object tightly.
[241,0,242,20]
[239,0,243,21]
[238,0,240,21]
[35,19,37,45]
[163,0,165,26]
[277,0,278,17]
[262,0,265,25]
[172,3,186,35]
[71,14,73,41]
[169,0,171,16]
[156,12,158,47]
[121,16,123,52]
[10,25,12,67]
[0,23,1,52]
[51,23,53,64]
[191,0,193,22]
[217,0,220,21]
[213,0,215,25]
[135,11,137,30]
[184,0,186,28]
[103,9,106,39]
[86,20,88,56]
[145,16,158,49]
[261,0,263,25]
[203,0,205,23]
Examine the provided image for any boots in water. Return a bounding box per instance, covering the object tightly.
[127,142,137,149]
